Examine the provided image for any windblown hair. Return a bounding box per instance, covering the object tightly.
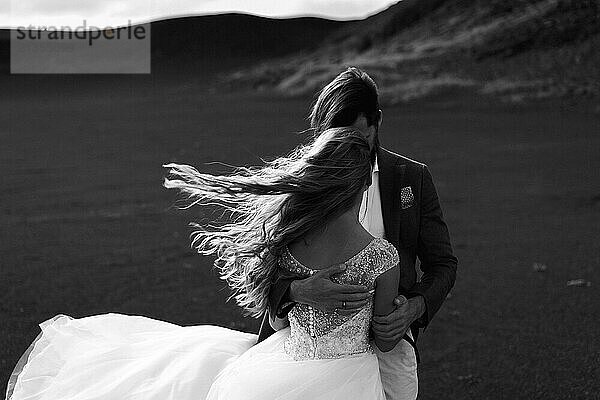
[309,67,380,136]
[163,127,372,317]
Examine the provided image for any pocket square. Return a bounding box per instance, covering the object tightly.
[400,186,414,209]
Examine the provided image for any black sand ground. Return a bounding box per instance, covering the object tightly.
[1,84,599,399]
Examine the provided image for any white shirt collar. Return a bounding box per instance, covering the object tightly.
[372,154,379,173]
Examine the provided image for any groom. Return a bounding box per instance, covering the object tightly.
[258,67,457,399]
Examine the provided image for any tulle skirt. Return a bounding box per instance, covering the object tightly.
[6,313,386,400]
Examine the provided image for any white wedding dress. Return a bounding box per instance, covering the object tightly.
[6,237,398,400]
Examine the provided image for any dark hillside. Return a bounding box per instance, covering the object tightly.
[223,0,600,104]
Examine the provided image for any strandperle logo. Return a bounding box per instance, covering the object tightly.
[14,20,148,46]
[11,20,151,74]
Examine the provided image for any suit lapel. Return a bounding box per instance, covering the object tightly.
[377,147,404,248]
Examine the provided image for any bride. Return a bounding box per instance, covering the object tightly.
[6,127,402,400]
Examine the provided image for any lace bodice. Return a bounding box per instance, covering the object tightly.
[279,237,399,360]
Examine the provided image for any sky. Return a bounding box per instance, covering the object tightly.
[1,0,400,29]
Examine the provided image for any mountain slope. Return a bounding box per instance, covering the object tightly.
[221,0,600,104]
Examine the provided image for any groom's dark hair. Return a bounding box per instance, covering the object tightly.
[309,67,380,136]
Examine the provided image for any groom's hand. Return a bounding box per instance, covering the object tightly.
[372,295,426,343]
[288,265,370,315]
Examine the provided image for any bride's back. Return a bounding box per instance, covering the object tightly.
[287,216,374,272]
[281,220,398,360]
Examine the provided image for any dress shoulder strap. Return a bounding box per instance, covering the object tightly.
[370,238,399,278]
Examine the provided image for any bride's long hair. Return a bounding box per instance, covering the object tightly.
[163,127,373,317]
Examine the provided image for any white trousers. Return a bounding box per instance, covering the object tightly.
[372,329,418,400]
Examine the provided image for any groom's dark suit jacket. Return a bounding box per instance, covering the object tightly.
[257,147,458,361]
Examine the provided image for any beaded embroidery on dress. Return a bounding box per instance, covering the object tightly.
[280,237,399,360]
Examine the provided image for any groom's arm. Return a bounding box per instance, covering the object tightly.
[269,273,297,319]
[268,265,370,318]
[409,165,457,329]
[257,273,296,342]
